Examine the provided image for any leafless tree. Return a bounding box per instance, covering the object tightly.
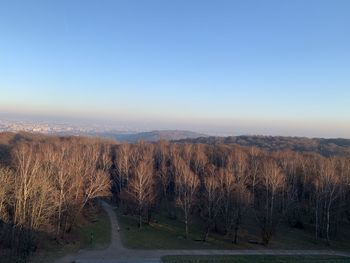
[191,144,208,179]
[313,157,341,244]
[0,166,13,223]
[202,164,222,241]
[124,158,155,228]
[254,158,286,245]
[114,143,131,193]
[155,141,172,213]
[174,158,200,238]
[229,149,251,243]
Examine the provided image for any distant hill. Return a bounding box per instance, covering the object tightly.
[0,130,207,144]
[93,130,207,143]
[175,135,350,157]
[2,131,350,157]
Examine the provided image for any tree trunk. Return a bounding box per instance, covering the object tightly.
[326,198,332,245]
[139,206,142,229]
[185,212,189,239]
[233,223,239,244]
[233,209,241,244]
[315,200,319,241]
[203,226,209,242]
[57,189,63,236]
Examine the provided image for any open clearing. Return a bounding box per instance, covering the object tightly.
[30,206,111,263]
[52,202,350,263]
[116,206,350,250]
[162,255,350,263]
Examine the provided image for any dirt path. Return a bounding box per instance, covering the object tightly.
[54,202,350,263]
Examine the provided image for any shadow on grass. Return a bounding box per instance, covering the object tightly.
[29,205,111,263]
[161,255,350,263]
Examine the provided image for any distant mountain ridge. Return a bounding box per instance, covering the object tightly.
[175,135,350,157]
[1,130,350,157]
[93,130,208,143]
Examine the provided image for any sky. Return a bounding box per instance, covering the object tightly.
[0,0,350,137]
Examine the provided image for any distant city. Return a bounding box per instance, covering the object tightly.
[0,117,131,135]
[0,117,208,142]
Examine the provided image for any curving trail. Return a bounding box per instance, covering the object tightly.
[54,201,350,263]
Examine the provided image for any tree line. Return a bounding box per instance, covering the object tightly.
[113,141,350,246]
[1,134,350,260]
[0,136,111,260]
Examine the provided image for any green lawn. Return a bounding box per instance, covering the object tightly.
[30,206,111,263]
[116,208,350,250]
[161,255,350,263]
[116,210,246,249]
[77,207,111,250]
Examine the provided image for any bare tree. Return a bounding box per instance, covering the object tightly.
[114,143,131,193]
[254,158,285,245]
[201,164,222,241]
[314,157,341,244]
[124,158,155,228]
[181,144,193,167]
[75,143,111,213]
[155,141,172,201]
[56,141,111,231]
[0,166,13,223]
[191,144,208,179]
[99,143,112,172]
[13,142,41,228]
[174,158,200,238]
[248,147,263,207]
[11,142,58,261]
[218,167,235,237]
[40,141,71,236]
[229,149,251,244]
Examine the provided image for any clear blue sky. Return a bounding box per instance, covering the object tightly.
[0,0,349,137]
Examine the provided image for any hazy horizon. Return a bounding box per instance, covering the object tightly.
[1,0,349,138]
[1,111,350,139]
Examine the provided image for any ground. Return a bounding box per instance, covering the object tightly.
[30,205,111,263]
[116,207,350,250]
[162,255,350,263]
[51,201,350,263]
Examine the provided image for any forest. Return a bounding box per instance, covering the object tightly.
[176,135,350,157]
[0,132,350,261]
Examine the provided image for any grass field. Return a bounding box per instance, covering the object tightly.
[116,207,350,250]
[117,210,240,249]
[161,255,350,263]
[30,205,111,263]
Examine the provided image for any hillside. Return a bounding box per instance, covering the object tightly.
[94,130,207,143]
[2,132,350,157]
[175,135,350,157]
